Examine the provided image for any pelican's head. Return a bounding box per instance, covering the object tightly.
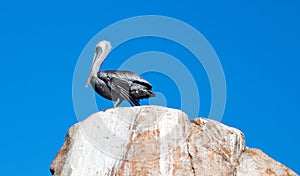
[85,40,112,87]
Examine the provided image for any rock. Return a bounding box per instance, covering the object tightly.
[236,148,297,176]
[50,106,297,176]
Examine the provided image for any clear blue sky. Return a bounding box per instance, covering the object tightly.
[0,0,299,175]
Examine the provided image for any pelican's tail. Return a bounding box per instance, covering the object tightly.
[148,90,156,97]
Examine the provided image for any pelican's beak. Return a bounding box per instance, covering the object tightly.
[85,49,98,87]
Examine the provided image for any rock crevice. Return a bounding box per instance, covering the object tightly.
[186,137,196,176]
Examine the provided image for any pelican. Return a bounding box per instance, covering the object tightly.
[85,40,155,107]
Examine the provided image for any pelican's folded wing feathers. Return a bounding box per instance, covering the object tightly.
[109,77,140,106]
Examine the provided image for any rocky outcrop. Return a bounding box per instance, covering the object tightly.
[50,106,297,176]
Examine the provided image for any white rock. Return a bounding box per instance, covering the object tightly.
[50,106,297,176]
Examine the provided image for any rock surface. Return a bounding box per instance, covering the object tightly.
[50,106,297,176]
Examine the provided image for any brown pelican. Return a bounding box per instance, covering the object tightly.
[85,40,155,107]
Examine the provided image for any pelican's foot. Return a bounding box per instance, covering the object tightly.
[113,98,122,108]
[101,106,118,112]
[101,107,111,112]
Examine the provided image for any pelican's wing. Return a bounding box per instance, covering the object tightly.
[113,71,153,89]
[108,77,140,106]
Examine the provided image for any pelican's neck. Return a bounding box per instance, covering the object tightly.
[86,40,111,87]
[91,41,111,77]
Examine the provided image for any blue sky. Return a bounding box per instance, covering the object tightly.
[0,0,299,175]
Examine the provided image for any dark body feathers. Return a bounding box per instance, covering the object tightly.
[91,70,155,106]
